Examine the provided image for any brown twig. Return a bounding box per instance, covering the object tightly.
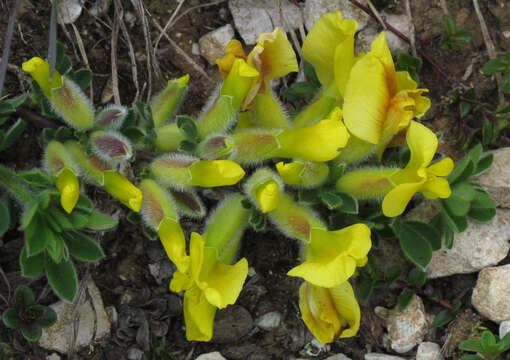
[396,280,454,310]
[14,108,59,128]
[153,0,185,59]
[111,2,121,105]
[71,23,93,101]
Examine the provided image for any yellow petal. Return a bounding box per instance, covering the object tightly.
[369,32,397,96]
[343,54,390,144]
[421,177,452,199]
[102,171,142,212]
[405,121,438,172]
[299,281,339,344]
[382,181,423,217]
[276,161,304,185]
[248,27,298,83]
[158,218,189,273]
[55,168,79,214]
[183,289,217,342]
[329,281,361,338]
[22,57,63,96]
[277,107,350,162]
[189,160,245,187]
[169,269,193,293]
[302,11,358,87]
[255,180,280,213]
[427,157,454,177]
[396,71,417,92]
[334,36,355,97]
[220,58,259,110]
[216,40,247,78]
[203,255,248,309]
[189,232,205,283]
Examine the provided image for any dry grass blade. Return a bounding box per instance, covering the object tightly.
[405,0,417,57]
[111,0,121,105]
[153,0,185,59]
[0,0,22,96]
[71,22,93,100]
[48,0,58,80]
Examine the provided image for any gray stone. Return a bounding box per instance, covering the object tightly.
[499,320,510,339]
[325,355,352,360]
[127,347,144,360]
[365,354,406,360]
[212,305,253,343]
[47,354,61,360]
[425,209,510,278]
[303,0,370,32]
[148,260,176,285]
[416,342,443,360]
[199,24,235,65]
[375,295,428,353]
[58,0,82,24]
[472,264,510,323]
[254,311,282,331]
[39,279,110,353]
[196,352,227,360]
[229,0,302,45]
[474,147,510,208]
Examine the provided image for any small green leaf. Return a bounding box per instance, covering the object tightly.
[337,193,359,214]
[46,232,64,263]
[482,118,494,146]
[249,208,266,232]
[481,330,496,349]
[501,73,510,94]
[31,305,57,328]
[2,308,22,329]
[319,189,343,210]
[459,339,484,353]
[0,102,14,115]
[25,217,50,256]
[470,189,496,209]
[21,199,40,229]
[19,247,45,278]
[443,182,476,217]
[469,207,496,222]
[498,330,510,352]
[391,220,434,269]
[68,211,90,229]
[385,265,403,285]
[21,322,43,342]
[444,15,456,34]
[408,267,426,287]
[1,118,25,150]
[19,168,53,188]
[0,200,10,237]
[14,285,35,309]
[448,157,475,185]
[179,140,197,153]
[483,59,508,74]
[70,68,92,89]
[64,232,104,262]
[460,355,484,360]
[176,115,198,141]
[121,126,145,144]
[85,211,118,231]
[75,195,93,214]
[397,289,414,309]
[298,188,320,205]
[55,42,72,75]
[304,61,320,87]
[474,154,493,175]
[444,223,454,249]
[460,102,471,118]
[433,309,454,327]
[45,255,78,302]
[49,207,74,231]
[440,200,468,233]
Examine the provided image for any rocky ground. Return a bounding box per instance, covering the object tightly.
[1,0,510,359]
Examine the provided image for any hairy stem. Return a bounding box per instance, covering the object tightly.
[0,164,32,203]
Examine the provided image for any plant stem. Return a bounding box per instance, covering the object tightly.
[0,164,32,203]
[396,279,454,310]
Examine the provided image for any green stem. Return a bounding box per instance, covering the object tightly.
[0,164,33,203]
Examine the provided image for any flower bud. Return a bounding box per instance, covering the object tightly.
[90,130,133,164]
[103,171,142,212]
[251,91,290,130]
[95,105,128,129]
[151,74,189,129]
[155,123,185,153]
[243,168,283,213]
[196,135,233,160]
[276,161,329,188]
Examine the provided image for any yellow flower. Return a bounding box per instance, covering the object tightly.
[103,171,143,212]
[254,180,280,213]
[276,161,329,188]
[382,121,454,217]
[342,32,430,148]
[216,39,247,79]
[299,281,361,344]
[219,58,259,111]
[21,57,63,95]
[55,168,80,214]
[288,224,371,288]
[170,232,248,341]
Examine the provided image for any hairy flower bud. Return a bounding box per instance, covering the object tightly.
[151,75,189,129]
[243,168,283,213]
[90,130,133,164]
[95,105,128,129]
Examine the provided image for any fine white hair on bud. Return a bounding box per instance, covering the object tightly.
[95,104,128,129]
[90,130,133,165]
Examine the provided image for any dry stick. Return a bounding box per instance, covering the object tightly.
[153,0,186,59]
[366,0,386,30]
[111,2,121,105]
[14,108,58,128]
[113,0,140,102]
[151,17,214,84]
[472,0,505,107]
[168,0,228,29]
[71,23,93,101]
[405,0,417,57]
[439,0,450,17]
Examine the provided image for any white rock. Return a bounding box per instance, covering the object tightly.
[192,43,201,56]
[47,354,61,360]
[39,279,110,353]
[365,354,406,360]
[303,0,370,32]
[474,147,510,208]
[255,311,282,331]
[325,354,352,360]
[499,320,510,339]
[416,342,443,360]
[58,0,82,24]
[375,295,428,353]
[355,12,412,55]
[425,209,510,278]
[196,352,227,360]
[229,0,302,45]
[472,264,510,322]
[199,24,235,65]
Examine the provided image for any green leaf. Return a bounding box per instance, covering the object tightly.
[482,118,494,146]
[385,265,403,285]
[19,247,45,278]
[46,232,65,263]
[337,193,358,214]
[460,102,471,118]
[283,82,319,101]
[19,168,53,188]
[460,355,483,360]
[433,309,454,327]
[498,331,510,352]
[358,275,375,302]
[1,118,25,150]
[397,289,414,309]
[55,42,72,75]
[176,115,198,141]
[21,199,40,229]
[452,29,471,46]
[5,94,27,108]
[501,73,510,94]
[30,305,57,328]
[0,200,10,237]
[448,157,475,185]
[459,339,484,353]
[21,322,43,342]
[440,200,468,233]
[25,216,50,256]
[304,61,320,87]
[54,126,73,142]
[0,102,14,115]
[481,330,496,349]
[49,207,74,231]
[75,195,93,214]
[14,285,35,309]
[179,140,197,153]
[468,208,496,223]
[474,154,493,175]
[408,267,426,287]
[391,220,434,269]
[443,182,476,217]
[68,211,90,229]
[45,255,78,302]
[64,232,104,262]
[70,68,92,89]
[470,189,496,209]
[483,59,508,74]
[121,126,145,144]
[298,188,320,205]
[444,15,456,34]
[444,223,454,249]
[249,208,266,232]
[319,189,343,210]
[85,211,118,231]
[2,308,22,329]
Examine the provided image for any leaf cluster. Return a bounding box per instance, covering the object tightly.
[283,62,321,103]
[0,94,26,152]
[459,330,510,360]
[441,15,471,49]
[396,53,422,83]
[483,50,510,94]
[2,285,57,341]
